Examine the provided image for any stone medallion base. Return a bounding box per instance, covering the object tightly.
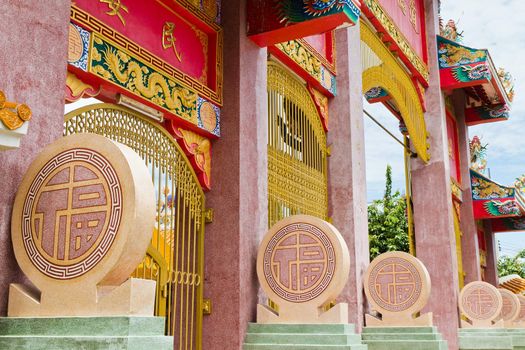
[0,316,173,350]
[458,329,513,350]
[243,323,367,349]
[361,327,447,350]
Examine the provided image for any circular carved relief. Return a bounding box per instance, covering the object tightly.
[499,289,520,322]
[68,23,84,63]
[22,149,122,280]
[516,295,525,322]
[257,215,349,306]
[12,133,156,291]
[459,281,502,321]
[364,251,430,315]
[199,101,218,133]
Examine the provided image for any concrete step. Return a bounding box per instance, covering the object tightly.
[245,332,362,345]
[243,344,368,350]
[0,317,166,337]
[247,323,356,334]
[363,339,447,350]
[0,335,173,350]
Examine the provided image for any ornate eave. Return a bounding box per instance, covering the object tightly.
[438,36,512,125]
[470,169,524,220]
[247,0,361,47]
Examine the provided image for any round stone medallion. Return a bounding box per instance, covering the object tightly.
[364,251,430,315]
[257,215,349,306]
[21,149,122,280]
[516,295,525,322]
[12,133,155,289]
[459,281,502,322]
[498,289,520,322]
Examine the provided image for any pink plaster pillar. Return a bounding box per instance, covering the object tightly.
[201,0,268,348]
[328,24,369,331]
[453,90,481,284]
[483,221,499,286]
[0,1,70,315]
[410,0,460,348]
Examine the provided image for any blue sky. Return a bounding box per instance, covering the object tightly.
[365,0,525,258]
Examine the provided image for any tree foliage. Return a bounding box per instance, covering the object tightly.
[497,250,525,278]
[368,165,409,259]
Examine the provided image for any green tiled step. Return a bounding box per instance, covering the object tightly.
[0,335,173,350]
[247,323,356,334]
[0,317,165,336]
[243,323,366,350]
[362,327,447,350]
[458,329,512,350]
[245,333,362,345]
[505,329,525,349]
[0,317,173,350]
[243,345,368,350]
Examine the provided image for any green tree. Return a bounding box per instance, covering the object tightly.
[497,250,525,278]
[368,165,409,259]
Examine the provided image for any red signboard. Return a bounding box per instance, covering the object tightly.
[376,0,426,61]
[361,0,428,85]
[73,0,221,103]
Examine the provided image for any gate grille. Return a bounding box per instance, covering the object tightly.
[267,62,328,228]
[64,103,205,350]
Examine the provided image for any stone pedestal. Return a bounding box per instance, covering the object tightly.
[0,316,173,350]
[458,329,513,350]
[362,327,447,350]
[243,323,367,349]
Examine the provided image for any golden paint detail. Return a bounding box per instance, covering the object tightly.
[190,23,209,85]
[178,128,211,187]
[0,90,32,130]
[362,0,429,83]
[267,62,328,228]
[361,22,430,162]
[90,34,198,124]
[308,86,329,129]
[409,0,419,34]
[275,41,322,82]
[453,203,465,289]
[99,0,128,26]
[297,37,336,75]
[65,72,100,102]
[71,6,223,105]
[451,178,463,202]
[162,22,183,63]
[64,103,205,347]
[397,0,407,15]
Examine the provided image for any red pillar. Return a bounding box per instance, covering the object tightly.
[0,0,70,315]
[201,0,268,348]
[453,90,482,284]
[410,0,460,348]
[328,24,369,331]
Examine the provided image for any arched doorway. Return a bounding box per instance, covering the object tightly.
[64,103,206,349]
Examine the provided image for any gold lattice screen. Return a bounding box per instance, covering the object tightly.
[64,103,205,350]
[267,62,328,228]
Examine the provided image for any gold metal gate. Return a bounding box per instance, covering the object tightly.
[267,62,328,228]
[64,103,205,350]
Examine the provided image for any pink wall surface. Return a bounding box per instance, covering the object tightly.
[410,0,460,348]
[0,1,70,315]
[328,24,369,331]
[454,90,482,284]
[201,0,268,348]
